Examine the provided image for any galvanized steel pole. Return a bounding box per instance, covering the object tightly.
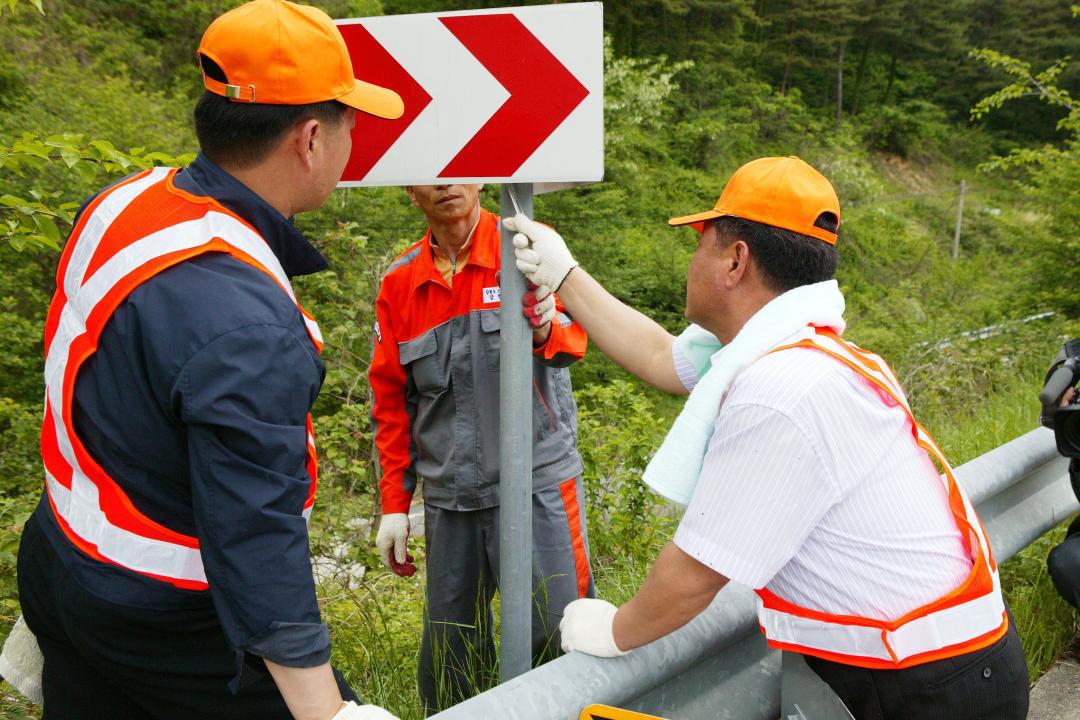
[952,179,966,260]
[499,183,535,682]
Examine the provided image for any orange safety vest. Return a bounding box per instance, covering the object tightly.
[40,166,322,592]
[755,326,1007,669]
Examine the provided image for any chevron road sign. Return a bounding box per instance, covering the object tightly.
[336,2,603,186]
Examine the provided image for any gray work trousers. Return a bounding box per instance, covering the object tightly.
[418,477,594,713]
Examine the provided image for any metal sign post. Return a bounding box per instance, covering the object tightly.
[499,182,535,681]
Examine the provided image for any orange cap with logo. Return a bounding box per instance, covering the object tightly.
[197,0,404,119]
[668,156,841,245]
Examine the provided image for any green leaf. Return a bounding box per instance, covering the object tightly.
[0,195,31,213]
[11,140,49,160]
[140,151,177,166]
[90,139,133,169]
[33,216,62,249]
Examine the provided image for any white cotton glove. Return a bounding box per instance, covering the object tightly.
[375,513,415,577]
[502,214,578,291]
[559,598,629,657]
[331,700,401,720]
[0,615,43,705]
[522,284,556,329]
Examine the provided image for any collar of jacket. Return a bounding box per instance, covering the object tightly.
[175,153,330,279]
[410,209,499,293]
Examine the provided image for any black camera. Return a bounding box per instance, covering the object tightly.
[1040,338,1080,457]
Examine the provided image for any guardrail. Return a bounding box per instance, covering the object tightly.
[428,427,1076,720]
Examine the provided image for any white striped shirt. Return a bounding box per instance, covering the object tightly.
[671,342,972,621]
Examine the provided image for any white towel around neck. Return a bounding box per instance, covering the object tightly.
[641,280,847,505]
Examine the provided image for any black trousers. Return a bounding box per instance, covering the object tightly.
[1047,514,1080,609]
[804,614,1029,720]
[16,515,357,720]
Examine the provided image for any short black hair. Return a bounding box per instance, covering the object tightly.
[194,54,348,169]
[713,213,839,292]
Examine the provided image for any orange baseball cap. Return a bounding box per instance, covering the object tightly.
[668,156,841,244]
[197,0,404,119]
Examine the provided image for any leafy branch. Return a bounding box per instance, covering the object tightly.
[1,133,194,251]
[969,48,1077,173]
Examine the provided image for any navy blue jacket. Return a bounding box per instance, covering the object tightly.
[33,153,332,683]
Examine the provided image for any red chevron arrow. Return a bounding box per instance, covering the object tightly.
[438,13,589,178]
[338,23,431,182]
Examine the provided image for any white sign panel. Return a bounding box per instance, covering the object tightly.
[336,3,603,186]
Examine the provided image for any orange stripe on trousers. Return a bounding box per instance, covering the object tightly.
[559,477,590,598]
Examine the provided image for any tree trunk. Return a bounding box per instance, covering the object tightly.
[882,44,898,106]
[851,39,870,116]
[835,39,846,129]
[781,14,794,95]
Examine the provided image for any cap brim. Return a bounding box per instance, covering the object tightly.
[668,209,721,229]
[338,79,404,120]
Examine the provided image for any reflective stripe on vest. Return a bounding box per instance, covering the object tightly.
[41,166,321,591]
[753,326,1007,669]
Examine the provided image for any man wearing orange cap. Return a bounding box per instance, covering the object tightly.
[11,2,403,719]
[369,183,592,711]
[503,157,1029,718]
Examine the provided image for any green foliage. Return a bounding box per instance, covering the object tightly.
[858,99,952,158]
[969,35,1080,318]
[970,48,1077,172]
[0,133,194,251]
[575,381,676,564]
[323,572,425,719]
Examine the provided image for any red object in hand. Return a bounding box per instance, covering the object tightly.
[389,552,417,577]
[522,282,555,329]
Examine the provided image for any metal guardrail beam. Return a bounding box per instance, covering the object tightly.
[429,427,1073,720]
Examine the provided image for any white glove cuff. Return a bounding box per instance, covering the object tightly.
[332,701,401,720]
[559,598,629,657]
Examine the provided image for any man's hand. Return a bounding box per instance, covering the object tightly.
[503,214,578,291]
[331,701,402,720]
[522,283,556,329]
[524,283,556,346]
[559,598,629,657]
[375,513,415,577]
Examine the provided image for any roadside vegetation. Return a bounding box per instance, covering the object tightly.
[2,1,1079,717]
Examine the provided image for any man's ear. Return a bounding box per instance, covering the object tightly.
[724,240,752,288]
[405,186,419,207]
[294,118,320,172]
